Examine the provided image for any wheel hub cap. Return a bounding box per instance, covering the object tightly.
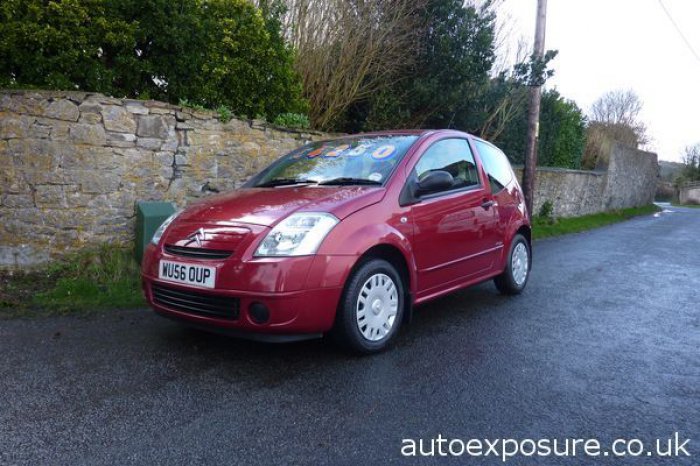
[512,242,529,286]
[356,273,398,342]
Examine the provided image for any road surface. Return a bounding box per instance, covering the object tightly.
[1,206,698,465]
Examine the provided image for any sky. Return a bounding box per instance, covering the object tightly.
[498,0,700,162]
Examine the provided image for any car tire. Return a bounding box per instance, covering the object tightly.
[332,258,405,354]
[494,234,531,295]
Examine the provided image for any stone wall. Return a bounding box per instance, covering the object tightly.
[679,184,700,205]
[0,90,327,267]
[0,90,659,268]
[513,167,606,217]
[601,144,658,211]
[513,144,658,218]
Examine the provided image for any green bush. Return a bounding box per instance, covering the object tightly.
[0,0,307,120]
[216,105,233,123]
[178,98,207,112]
[537,200,555,224]
[495,89,587,169]
[342,0,496,133]
[0,0,135,94]
[273,112,311,129]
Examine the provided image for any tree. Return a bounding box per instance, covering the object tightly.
[537,90,586,168]
[339,0,498,133]
[400,0,497,130]
[0,0,306,119]
[581,89,650,169]
[281,0,424,130]
[0,0,135,94]
[679,143,700,183]
[194,0,306,116]
[468,47,557,143]
[494,89,586,169]
[101,0,205,100]
[336,0,563,150]
[105,0,307,116]
[581,122,638,169]
[589,89,649,146]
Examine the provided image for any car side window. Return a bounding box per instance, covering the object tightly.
[474,140,513,193]
[413,138,480,193]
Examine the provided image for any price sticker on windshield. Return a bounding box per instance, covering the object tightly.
[371,145,396,160]
[307,147,325,158]
[347,144,371,156]
[325,144,350,157]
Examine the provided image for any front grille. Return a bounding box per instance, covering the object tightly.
[164,245,232,260]
[152,283,239,320]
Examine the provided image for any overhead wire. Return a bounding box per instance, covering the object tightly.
[657,0,700,64]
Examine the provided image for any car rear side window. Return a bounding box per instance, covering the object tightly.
[474,140,513,193]
[413,138,480,191]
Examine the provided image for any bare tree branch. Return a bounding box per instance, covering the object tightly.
[279,0,425,130]
[589,89,649,146]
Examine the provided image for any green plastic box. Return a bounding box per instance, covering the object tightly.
[135,201,176,263]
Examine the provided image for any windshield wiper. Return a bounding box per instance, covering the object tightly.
[256,178,319,187]
[318,177,382,186]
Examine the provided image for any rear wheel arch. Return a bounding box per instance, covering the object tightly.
[515,225,532,269]
[500,223,532,272]
[494,232,531,295]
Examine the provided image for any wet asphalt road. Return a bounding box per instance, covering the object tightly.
[1,206,698,465]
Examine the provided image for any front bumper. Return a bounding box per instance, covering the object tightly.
[141,243,356,337]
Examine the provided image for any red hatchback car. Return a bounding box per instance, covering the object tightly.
[142,130,531,353]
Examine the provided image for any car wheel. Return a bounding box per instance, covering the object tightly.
[494,234,530,295]
[332,258,405,354]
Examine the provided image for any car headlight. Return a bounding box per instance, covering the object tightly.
[255,212,339,256]
[151,211,181,245]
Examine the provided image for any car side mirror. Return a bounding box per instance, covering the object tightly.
[416,170,454,196]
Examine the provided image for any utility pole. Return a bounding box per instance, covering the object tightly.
[522,0,548,216]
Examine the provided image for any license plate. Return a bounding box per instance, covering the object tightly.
[158,260,216,289]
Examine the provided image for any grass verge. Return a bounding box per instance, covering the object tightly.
[671,202,700,208]
[0,245,144,318]
[532,204,661,239]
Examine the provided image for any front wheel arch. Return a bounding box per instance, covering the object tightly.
[331,257,406,354]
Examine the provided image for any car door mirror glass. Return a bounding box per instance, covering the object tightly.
[416,170,454,195]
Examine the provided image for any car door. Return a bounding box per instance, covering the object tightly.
[473,139,522,240]
[408,138,501,295]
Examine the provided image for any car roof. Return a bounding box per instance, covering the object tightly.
[333,129,476,139]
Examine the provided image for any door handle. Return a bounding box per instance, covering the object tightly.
[481,199,495,210]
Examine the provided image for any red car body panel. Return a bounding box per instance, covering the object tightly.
[141,129,530,340]
[175,185,387,226]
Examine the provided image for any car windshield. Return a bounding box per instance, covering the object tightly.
[249,135,419,187]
